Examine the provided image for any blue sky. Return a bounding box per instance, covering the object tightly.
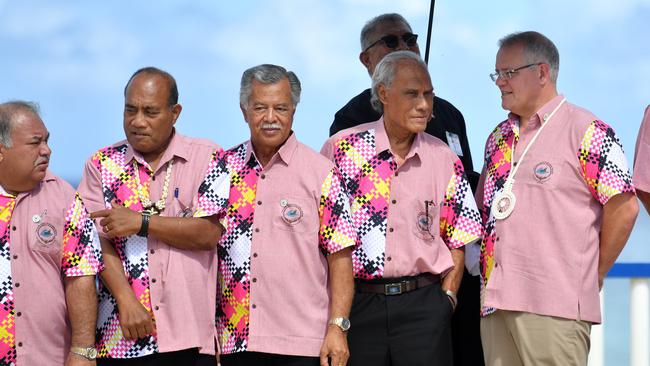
[2,0,649,362]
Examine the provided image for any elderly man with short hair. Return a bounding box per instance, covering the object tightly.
[78,67,222,366]
[322,51,482,366]
[195,64,356,366]
[0,101,103,365]
[330,15,484,365]
[477,31,639,366]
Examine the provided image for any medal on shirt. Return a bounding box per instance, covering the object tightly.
[492,181,516,220]
[492,98,566,220]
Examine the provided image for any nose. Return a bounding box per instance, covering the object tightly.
[129,111,147,128]
[264,108,278,123]
[495,75,507,86]
[41,141,52,157]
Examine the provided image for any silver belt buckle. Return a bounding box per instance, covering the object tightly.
[385,283,403,295]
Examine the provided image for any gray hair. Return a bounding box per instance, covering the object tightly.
[498,31,560,83]
[360,13,412,51]
[240,64,301,107]
[370,51,429,114]
[0,101,41,148]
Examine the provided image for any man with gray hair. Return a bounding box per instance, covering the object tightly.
[329,13,484,366]
[0,101,103,365]
[322,51,482,366]
[195,64,356,366]
[477,31,638,365]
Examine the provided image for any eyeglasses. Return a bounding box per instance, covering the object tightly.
[489,63,542,82]
[364,33,418,52]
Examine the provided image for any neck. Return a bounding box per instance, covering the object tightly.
[518,89,559,131]
[384,120,415,161]
[253,145,280,168]
[141,139,173,171]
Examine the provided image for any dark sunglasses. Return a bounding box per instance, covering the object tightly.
[364,33,418,52]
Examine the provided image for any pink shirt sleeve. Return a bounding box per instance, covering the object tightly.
[61,192,104,276]
[195,149,230,218]
[439,160,482,249]
[318,168,356,255]
[578,120,635,205]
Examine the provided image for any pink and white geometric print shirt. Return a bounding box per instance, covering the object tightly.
[195,133,356,357]
[78,132,219,359]
[321,118,482,280]
[476,95,635,323]
[0,172,103,366]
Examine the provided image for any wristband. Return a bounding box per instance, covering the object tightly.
[137,211,151,237]
[445,289,457,309]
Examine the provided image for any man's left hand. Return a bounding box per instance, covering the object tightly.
[319,326,349,366]
[65,353,96,366]
[91,201,142,238]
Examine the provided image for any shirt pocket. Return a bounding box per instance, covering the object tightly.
[272,196,319,234]
[522,158,566,190]
[29,208,64,257]
[410,198,440,242]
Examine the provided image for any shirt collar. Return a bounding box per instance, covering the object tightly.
[0,170,56,199]
[375,117,423,163]
[244,132,299,168]
[507,94,565,132]
[123,129,187,172]
[0,184,12,198]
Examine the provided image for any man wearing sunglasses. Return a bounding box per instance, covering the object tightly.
[328,13,484,366]
[477,31,638,365]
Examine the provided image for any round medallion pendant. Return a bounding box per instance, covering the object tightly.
[493,190,516,220]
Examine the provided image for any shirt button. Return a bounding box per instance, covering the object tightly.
[386,257,392,261]
[496,237,500,242]
[252,278,257,283]
[261,174,266,179]
[253,253,258,258]
[17,342,23,347]
[16,312,21,317]
[252,304,257,309]
[12,255,17,260]
[152,175,156,181]
[257,201,262,205]
[391,199,397,204]
[495,263,499,268]
[15,283,20,288]
[255,228,260,233]
[154,305,159,311]
[151,278,157,283]
[150,249,155,254]
[395,172,399,177]
[11,226,16,231]
[389,228,394,233]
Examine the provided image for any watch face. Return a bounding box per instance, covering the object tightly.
[340,318,351,331]
[87,348,98,359]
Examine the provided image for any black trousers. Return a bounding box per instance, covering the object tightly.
[97,348,214,366]
[452,269,484,366]
[348,281,453,366]
[220,351,319,366]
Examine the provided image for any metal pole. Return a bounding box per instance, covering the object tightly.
[424,0,436,65]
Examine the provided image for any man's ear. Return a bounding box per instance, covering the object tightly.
[538,63,552,85]
[170,103,183,125]
[240,104,248,124]
[359,51,371,70]
[377,84,388,106]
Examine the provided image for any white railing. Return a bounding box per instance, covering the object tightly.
[589,263,650,366]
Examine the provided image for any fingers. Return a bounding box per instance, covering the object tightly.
[90,209,111,219]
[121,323,133,340]
[319,351,329,366]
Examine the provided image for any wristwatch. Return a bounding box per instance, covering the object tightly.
[328,317,351,332]
[445,289,458,309]
[70,346,98,360]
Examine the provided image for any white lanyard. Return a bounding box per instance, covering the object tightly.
[492,98,566,220]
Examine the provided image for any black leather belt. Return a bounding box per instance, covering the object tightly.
[355,273,440,296]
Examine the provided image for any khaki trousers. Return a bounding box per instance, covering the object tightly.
[481,310,591,366]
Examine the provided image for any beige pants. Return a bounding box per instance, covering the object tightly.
[481,310,591,366]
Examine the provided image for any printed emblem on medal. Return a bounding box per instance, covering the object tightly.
[493,190,516,220]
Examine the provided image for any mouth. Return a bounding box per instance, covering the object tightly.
[34,159,49,169]
[260,123,281,132]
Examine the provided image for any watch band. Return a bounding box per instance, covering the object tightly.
[328,317,351,331]
[137,211,151,237]
[70,346,98,360]
[445,289,457,309]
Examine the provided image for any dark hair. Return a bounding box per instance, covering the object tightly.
[124,67,179,106]
[499,31,560,83]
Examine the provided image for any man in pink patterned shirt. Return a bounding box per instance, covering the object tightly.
[478,31,639,365]
[322,51,482,366]
[195,64,356,366]
[77,68,222,366]
[0,101,103,366]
